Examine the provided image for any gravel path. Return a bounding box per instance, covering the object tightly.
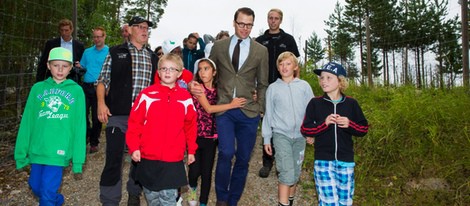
[0,134,317,205]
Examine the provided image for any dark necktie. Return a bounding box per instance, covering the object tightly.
[232,39,242,72]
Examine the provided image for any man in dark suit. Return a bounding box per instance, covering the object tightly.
[36,18,85,83]
[191,7,268,206]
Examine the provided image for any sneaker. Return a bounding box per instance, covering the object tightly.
[128,194,140,206]
[89,146,98,154]
[176,196,183,206]
[187,188,197,204]
[258,166,271,178]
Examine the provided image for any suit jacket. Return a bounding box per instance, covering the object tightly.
[209,37,268,118]
[36,37,85,82]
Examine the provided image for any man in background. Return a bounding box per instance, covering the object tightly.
[121,24,129,42]
[256,8,300,178]
[76,26,109,154]
[36,18,85,83]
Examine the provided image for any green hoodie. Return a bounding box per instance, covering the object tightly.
[14,78,86,173]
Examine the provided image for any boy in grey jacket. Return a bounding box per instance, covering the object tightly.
[262,52,313,206]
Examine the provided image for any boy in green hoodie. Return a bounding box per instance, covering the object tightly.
[14,47,86,205]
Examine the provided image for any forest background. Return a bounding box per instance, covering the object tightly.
[0,0,469,204]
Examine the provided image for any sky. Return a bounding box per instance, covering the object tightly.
[149,0,346,52]
[149,0,462,57]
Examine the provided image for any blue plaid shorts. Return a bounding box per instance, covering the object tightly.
[313,160,355,206]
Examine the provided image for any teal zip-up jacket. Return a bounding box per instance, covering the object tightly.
[14,78,86,173]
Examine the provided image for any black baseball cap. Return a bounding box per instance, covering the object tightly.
[128,16,153,27]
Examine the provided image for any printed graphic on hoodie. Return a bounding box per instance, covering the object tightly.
[37,88,77,120]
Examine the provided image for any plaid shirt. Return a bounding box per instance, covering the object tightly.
[97,42,153,101]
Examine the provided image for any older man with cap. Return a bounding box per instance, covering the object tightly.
[96,16,158,206]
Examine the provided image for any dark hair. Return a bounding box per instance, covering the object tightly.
[188,33,198,40]
[58,18,73,30]
[195,59,217,88]
[154,46,162,54]
[216,31,230,40]
[234,7,255,21]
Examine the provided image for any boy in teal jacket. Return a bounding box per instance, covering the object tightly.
[14,47,86,205]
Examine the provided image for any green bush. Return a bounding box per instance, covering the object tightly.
[300,69,470,205]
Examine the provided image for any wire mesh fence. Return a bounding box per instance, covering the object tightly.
[0,0,71,165]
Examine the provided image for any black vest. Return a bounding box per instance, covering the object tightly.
[106,43,157,115]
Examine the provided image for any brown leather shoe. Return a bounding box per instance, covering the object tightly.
[89,146,99,154]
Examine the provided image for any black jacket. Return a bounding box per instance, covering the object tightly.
[105,43,157,115]
[256,29,300,84]
[301,94,369,162]
[36,37,85,82]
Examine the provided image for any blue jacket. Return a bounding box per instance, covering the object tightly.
[182,38,206,73]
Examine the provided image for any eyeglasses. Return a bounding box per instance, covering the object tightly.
[158,67,181,73]
[235,21,254,29]
[132,24,149,31]
[156,52,163,56]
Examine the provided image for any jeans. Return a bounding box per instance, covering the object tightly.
[214,109,260,206]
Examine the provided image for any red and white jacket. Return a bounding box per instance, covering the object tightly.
[126,83,197,162]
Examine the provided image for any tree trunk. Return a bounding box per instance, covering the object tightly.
[422,49,426,88]
[393,50,397,85]
[416,48,421,88]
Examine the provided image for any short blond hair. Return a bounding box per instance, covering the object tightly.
[158,53,184,72]
[268,8,283,20]
[276,51,299,77]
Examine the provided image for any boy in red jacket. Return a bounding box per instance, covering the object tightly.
[126,53,197,205]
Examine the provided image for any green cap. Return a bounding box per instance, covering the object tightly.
[48,47,73,63]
